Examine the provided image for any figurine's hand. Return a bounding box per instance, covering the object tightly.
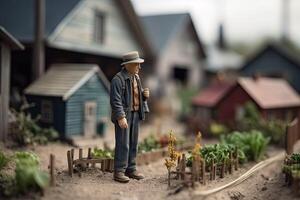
[143,88,150,99]
[118,117,128,129]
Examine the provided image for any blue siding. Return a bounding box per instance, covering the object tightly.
[25,95,66,137]
[242,50,300,92]
[65,74,110,137]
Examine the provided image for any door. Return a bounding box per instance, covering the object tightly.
[84,101,97,137]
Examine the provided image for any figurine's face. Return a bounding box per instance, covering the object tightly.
[125,63,141,75]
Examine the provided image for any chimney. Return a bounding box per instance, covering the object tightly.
[252,73,261,81]
[32,0,45,81]
[281,0,290,42]
[218,24,226,49]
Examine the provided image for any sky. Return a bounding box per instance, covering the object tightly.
[131,0,300,47]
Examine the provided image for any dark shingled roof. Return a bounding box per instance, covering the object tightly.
[0,26,24,50]
[140,13,190,52]
[0,0,81,42]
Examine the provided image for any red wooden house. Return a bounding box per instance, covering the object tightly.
[192,77,300,131]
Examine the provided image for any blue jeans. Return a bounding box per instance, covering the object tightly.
[114,111,139,173]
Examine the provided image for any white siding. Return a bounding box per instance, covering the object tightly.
[51,0,143,56]
[156,22,205,89]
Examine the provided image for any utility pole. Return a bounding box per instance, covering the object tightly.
[33,0,45,81]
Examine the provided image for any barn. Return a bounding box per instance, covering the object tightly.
[24,64,110,139]
[192,77,300,131]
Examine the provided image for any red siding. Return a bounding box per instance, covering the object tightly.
[215,85,300,126]
[216,85,254,125]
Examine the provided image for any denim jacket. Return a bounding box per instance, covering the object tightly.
[110,68,147,123]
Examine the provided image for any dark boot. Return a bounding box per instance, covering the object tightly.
[125,171,144,180]
[114,172,130,183]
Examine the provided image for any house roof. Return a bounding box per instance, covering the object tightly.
[0,26,24,50]
[240,42,300,72]
[193,77,300,109]
[0,0,153,59]
[238,77,300,109]
[24,64,110,101]
[0,0,81,42]
[205,45,244,73]
[140,13,205,57]
[192,81,235,107]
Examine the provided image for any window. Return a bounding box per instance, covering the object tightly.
[94,12,105,44]
[41,100,53,123]
[173,66,189,85]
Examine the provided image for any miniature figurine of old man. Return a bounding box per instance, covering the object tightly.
[110,51,150,183]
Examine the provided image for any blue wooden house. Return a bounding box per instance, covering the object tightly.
[24,64,110,139]
[240,43,300,93]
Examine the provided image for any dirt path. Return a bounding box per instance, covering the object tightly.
[2,117,297,200]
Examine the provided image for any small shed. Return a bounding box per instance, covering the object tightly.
[0,27,24,142]
[192,77,300,129]
[24,64,110,139]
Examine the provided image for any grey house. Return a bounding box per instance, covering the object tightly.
[140,13,206,97]
[24,64,110,139]
[240,43,300,93]
[0,0,153,94]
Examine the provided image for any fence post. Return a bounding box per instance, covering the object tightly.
[67,150,73,177]
[50,154,55,186]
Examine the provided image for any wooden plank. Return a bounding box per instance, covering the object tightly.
[79,148,84,169]
[50,154,55,186]
[71,149,74,160]
[0,44,10,142]
[67,150,73,177]
[181,154,186,180]
[221,160,225,178]
[210,160,215,180]
[201,159,206,185]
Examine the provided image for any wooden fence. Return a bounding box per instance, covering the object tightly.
[167,149,239,188]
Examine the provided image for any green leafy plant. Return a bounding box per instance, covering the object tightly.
[186,143,244,167]
[0,151,10,170]
[0,151,49,197]
[290,153,300,164]
[138,134,161,153]
[0,173,17,197]
[221,130,270,162]
[91,148,114,159]
[10,104,59,146]
[15,151,49,193]
[209,122,229,137]
[237,101,287,145]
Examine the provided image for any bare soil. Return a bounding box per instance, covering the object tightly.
[1,117,298,200]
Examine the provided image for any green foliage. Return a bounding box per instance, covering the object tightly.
[11,106,59,146]
[186,144,243,167]
[0,173,17,197]
[15,151,49,193]
[291,153,300,164]
[237,101,287,145]
[91,148,114,159]
[0,151,10,170]
[259,120,287,144]
[209,122,229,137]
[0,151,49,197]
[221,130,270,162]
[200,144,235,165]
[177,87,198,116]
[138,135,161,153]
